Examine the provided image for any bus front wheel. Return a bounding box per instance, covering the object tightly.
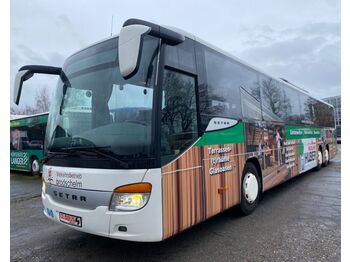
[240,162,261,215]
[30,157,40,175]
[316,149,323,171]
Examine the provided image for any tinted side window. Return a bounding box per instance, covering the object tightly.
[238,67,261,102]
[165,39,196,74]
[314,101,323,126]
[201,48,242,123]
[328,107,335,127]
[238,68,261,120]
[260,78,301,124]
[314,101,334,127]
[27,123,45,149]
[11,126,27,150]
[260,77,285,122]
[283,85,301,123]
[241,87,262,120]
[10,123,44,150]
[160,69,198,165]
[299,93,315,125]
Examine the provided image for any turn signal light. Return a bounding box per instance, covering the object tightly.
[114,183,152,193]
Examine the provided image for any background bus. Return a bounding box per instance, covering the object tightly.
[10,112,48,174]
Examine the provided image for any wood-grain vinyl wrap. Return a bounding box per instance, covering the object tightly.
[161,143,245,240]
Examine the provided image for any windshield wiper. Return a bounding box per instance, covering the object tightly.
[45,146,129,168]
[42,151,73,164]
[57,145,110,152]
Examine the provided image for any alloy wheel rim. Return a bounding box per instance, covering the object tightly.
[32,160,39,172]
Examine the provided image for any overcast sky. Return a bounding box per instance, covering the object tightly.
[10,0,340,109]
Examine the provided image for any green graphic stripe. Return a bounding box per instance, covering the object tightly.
[285,125,321,140]
[195,122,244,146]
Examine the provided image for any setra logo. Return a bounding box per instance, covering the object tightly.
[53,190,87,202]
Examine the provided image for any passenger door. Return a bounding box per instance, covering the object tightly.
[160,68,199,165]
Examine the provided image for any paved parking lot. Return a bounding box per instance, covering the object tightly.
[10,146,341,262]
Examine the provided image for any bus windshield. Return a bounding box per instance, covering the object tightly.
[45,35,159,169]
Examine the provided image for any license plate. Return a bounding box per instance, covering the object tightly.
[59,212,82,227]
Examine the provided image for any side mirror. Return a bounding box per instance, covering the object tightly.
[13,70,34,104]
[118,25,151,79]
[118,19,186,80]
[13,65,61,105]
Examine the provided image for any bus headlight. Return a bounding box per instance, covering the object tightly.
[109,183,152,211]
[110,193,150,211]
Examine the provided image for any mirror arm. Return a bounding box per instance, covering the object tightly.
[123,18,185,45]
[19,65,62,75]
[13,65,62,105]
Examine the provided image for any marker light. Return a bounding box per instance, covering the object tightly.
[42,176,46,194]
[109,183,152,211]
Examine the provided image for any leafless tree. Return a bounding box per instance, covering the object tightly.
[35,86,51,113]
[10,86,51,115]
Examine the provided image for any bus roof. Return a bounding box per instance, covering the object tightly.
[10,112,49,127]
[10,114,30,120]
[163,25,334,109]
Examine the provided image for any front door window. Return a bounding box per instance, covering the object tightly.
[160,69,198,165]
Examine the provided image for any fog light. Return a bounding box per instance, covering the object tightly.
[118,226,127,232]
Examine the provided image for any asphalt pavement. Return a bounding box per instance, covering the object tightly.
[10,146,341,262]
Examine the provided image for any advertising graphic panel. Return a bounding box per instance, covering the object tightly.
[298,138,317,173]
[161,121,334,240]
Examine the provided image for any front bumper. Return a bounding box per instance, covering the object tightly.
[42,169,163,242]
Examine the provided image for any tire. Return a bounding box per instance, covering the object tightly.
[316,149,322,171]
[240,162,261,215]
[30,157,40,175]
[322,148,329,167]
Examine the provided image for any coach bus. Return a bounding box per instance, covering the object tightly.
[13,19,336,242]
[10,112,49,174]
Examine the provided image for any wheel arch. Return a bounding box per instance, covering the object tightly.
[29,154,39,165]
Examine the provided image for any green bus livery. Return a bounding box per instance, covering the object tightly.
[10,113,48,174]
